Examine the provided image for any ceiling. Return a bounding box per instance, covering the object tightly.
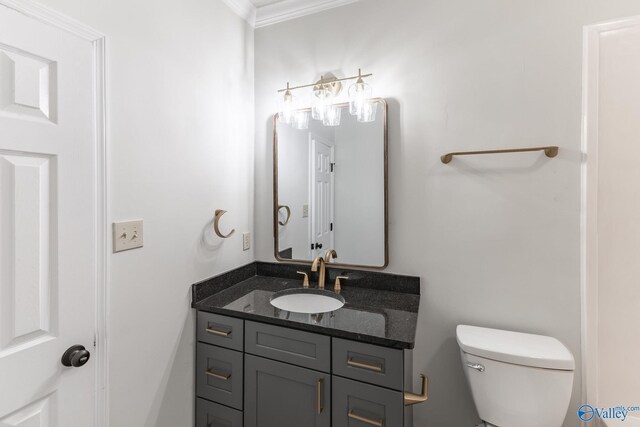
[222,0,361,28]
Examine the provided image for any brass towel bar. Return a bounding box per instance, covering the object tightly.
[441,146,559,164]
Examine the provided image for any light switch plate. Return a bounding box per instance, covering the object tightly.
[113,220,144,253]
[243,232,250,251]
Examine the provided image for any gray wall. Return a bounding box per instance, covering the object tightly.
[254,1,640,426]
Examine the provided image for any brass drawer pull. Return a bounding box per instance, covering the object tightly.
[347,357,383,372]
[206,327,231,337]
[205,370,231,381]
[316,378,324,414]
[348,410,383,426]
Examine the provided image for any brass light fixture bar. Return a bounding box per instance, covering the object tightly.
[441,146,559,164]
[277,69,373,93]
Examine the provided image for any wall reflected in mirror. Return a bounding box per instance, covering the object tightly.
[274,99,387,268]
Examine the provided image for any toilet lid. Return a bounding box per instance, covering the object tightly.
[456,325,575,371]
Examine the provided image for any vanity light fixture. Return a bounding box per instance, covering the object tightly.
[348,69,373,118]
[292,109,310,130]
[278,82,296,125]
[277,69,374,128]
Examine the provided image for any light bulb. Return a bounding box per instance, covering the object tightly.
[292,110,310,130]
[323,104,342,127]
[312,87,332,121]
[357,101,378,123]
[279,91,296,124]
[348,71,372,116]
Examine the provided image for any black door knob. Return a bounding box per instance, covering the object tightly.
[61,345,91,367]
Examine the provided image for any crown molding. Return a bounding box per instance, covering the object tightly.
[256,0,360,28]
[221,0,257,26]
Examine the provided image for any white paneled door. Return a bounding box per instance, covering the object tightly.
[310,134,334,258]
[0,4,97,427]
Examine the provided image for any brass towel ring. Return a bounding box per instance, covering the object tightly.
[213,209,235,239]
[278,205,291,226]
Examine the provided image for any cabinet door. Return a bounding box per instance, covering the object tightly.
[332,376,404,427]
[245,354,330,427]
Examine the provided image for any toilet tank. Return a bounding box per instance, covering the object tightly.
[457,325,575,427]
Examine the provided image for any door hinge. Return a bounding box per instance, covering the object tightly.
[330,163,335,172]
[330,223,333,231]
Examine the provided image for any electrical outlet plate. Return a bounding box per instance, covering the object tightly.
[113,220,144,253]
[302,204,309,218]
[243,232,250,251]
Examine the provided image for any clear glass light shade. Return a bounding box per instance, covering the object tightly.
[279,91,296,125]
[311,88,332,121]
[292,110,310,130]
[348,80,372,116]
[322,104,342,127]
[357,101,378,123]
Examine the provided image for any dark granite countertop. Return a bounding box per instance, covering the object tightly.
[191,262,420,349]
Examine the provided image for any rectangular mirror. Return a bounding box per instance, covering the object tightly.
[273,99,388,268]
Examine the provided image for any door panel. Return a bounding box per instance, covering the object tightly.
[0,5,96,426]
[245,354,330,427]
[310,134,334,257]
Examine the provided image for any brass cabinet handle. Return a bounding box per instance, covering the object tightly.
[206,327,231,337]
[404,374,429,406]
[347,357,383,372]
[348,410,383,426]
[205,370,231,381]
[316,378,324,414]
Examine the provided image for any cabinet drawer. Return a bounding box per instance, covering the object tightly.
[196,343,243,410]
[196,398,243,427]
[245,321,330,372]
[332,338,404,390]
[198,311,244,351]
[332,376,403,427]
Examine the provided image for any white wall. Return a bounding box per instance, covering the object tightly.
[592,21,640,412]
[254,1,640,425]
[33,0,254,426]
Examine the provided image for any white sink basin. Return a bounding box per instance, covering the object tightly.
[270,289,345,314]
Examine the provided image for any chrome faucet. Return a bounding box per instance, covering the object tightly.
[311,256,327,289]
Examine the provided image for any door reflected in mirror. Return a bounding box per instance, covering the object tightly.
[274,99,387,268]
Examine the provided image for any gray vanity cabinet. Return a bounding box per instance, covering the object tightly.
[244,354,331,427]
[196,311,415,427]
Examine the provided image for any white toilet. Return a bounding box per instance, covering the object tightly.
[456,325,575,427]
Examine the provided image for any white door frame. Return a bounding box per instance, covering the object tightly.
[581,15,640,421]
[0,1,109,426]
